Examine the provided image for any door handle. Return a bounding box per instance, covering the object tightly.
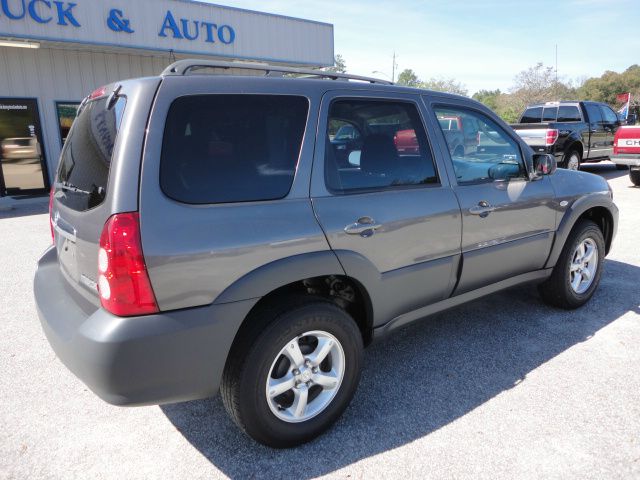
[344,216,382,236]
[469,201,495,218]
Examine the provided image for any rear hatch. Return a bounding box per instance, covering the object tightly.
[50,87,128,306]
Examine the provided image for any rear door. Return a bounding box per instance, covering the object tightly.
[428,100,557,294]
[311,90,462,325]
[583,103,608,159]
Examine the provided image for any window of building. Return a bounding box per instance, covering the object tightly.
[55,102,80,145]
[0,98,48,195]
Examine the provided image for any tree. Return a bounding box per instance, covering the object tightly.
[396,69,420,87]
[420,77,468,96]
[472,89,502,110]
[325,54,347,73]
[578,65,640,107]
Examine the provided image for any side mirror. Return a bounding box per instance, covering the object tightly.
[532,154,557,176]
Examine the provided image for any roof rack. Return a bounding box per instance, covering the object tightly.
[160,59,393,85]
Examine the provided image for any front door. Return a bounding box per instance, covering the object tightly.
[311,92,462,325]
[0,98,48,195]
[430,103,557,294]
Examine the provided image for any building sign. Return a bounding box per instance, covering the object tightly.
[0,0,333,66]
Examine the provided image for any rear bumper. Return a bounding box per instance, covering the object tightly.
[34,247,257,406]
[610,154,640,167]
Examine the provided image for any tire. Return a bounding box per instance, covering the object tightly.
[538,220,605,309]
[630,169,640,186]
[221,298,363,448]
[561,150,581,170]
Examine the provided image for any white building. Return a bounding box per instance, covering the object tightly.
[0,0,333,197]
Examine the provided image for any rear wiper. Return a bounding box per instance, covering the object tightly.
[58,181,91,195]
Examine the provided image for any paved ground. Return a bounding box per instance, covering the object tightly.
[1,163,639,480]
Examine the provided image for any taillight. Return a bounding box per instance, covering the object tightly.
[97,212,158,317]
[546,129,559,145]
[89,85,107,100]
[49,187,55,243]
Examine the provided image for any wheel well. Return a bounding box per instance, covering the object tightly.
[578,207,613,254]
[237,275,374,346]
[566,142,583,159]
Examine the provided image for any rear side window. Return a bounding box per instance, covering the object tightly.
[557,106,581,122]
[55,96,126,211]
[324,99,438,193]
[160,95,308,204]
[521,107,542,123]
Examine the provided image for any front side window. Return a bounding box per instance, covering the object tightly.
[160,95,308,204]
[434,106,526,184]
[325,99,438,193]
[600,105,618,124]
[585,104,603,124]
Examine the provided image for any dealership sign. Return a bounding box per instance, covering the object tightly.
[0,0,333,66]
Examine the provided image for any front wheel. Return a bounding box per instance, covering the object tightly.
[538,220,605,309]
[221,299,363,448]
[630,168,640,186]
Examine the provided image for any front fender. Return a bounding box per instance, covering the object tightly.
[545,189,617,268]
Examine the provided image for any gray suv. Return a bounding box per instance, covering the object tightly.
[34,60,618,448]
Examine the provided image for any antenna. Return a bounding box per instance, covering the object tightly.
[555,44,558,100]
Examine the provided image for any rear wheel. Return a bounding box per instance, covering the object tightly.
[562,150,581,170]
[221,299,363,448]
[630,168,640,186]
[538,220,605,309]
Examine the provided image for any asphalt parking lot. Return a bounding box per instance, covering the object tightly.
[1,163,639,480]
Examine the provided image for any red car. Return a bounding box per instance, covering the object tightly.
[393,128,419,154]
[611,125,640,186]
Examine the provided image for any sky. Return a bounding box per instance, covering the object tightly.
[204,0,640,95]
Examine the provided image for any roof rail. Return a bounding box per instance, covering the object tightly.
[160,59,393,85]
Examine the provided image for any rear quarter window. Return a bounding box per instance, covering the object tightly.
[160,95,309,204]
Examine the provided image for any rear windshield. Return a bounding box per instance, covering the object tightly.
[542,107,558,121]
[520,107,542,123]
[55,95,126,211]
[160,95,309,204]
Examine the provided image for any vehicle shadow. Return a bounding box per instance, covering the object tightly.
[161,259,640,479]
[0,198,48,219]
[581,162,628,180]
